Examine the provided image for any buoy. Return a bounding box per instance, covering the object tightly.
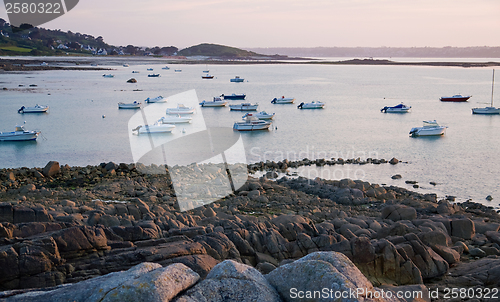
[102,115,106,118]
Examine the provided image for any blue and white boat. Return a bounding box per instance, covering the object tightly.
[381,103,411,113]
[230,76,244,83]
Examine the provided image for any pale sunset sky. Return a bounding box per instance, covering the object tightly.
[1,0,499,48]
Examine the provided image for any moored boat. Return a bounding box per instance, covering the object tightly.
[118,101,141,109]
[145,96,166,103]
[202,74,215,79]
[18,104,49,113]
[175,69,182,72]
[230,76,244,83]
[102,74,114,78]
[221,93,246,100]
[200,97,228,107]
[242,111,275,120]
[0,123,40,141]
[271,96,295,104]
[297,101,325,109]
[472,70,499,115]
[162,66,170,70]
[148,74,160,77]
[229,103,258,111]
[166,104,195,114]
[409,120,447,137]
[381,103,411,113]
[233,115,271,131]
[132,71,140,73]
[160,115,192,124]
[123,64,129,67]
[147,68,154,71]
[440,94,471,102]
[132,121,175,134]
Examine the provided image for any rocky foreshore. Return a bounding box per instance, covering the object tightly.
[1,161,500,301]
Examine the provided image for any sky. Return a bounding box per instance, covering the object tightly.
[1,0,499,49]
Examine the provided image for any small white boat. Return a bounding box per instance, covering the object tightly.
[132,71,140,73]
[242,111,275,120]
[40,62,48,66]
[18,104,49,113]
[166,104,195,114]
[297,101,325,109]
[381,103,411,113]
[123,64,129,67]
[200,97,228,107]
[145,96,166,103]
[162,66,170,70]
[160,115,192,124]
[409,120,447,137]
[0,123,40,141]
[472,70,499,115]
[203,70,209,73]
[103,74,114,78]
[118,101,141,109]
[175,69,182,72]
[230,76,244,83]
[229,103,258,111]
[147,68,154,71]
[233,115,271,131]
[148,74,160,77]
[202,74,215,79]
[271,97,295,104]
[133,121,175,134]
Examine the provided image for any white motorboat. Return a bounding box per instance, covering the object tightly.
[133,121,175,134]
[159,115,192,124]
[297,101,325,109]
[118,101,141,109]
[409,120,447,137]
[271,96,295,104]
[0,123,40,141]
[145,96,166,103]
[162,66,170,70]
[102,74,114,78]
[18,104,49,113]
[202,74,215,79]
[381,103,411,113]
[230,76,244,83]
[472,70,499,115]
[200,97,228,107]
[229,103,258,111]
[242,111,275,120]
[233,115,271,131]
[166,104,195,114]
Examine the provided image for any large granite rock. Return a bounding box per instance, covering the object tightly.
[174,260,282,302]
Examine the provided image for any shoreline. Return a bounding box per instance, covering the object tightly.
[1,160,500,301]
[1,57,500,72]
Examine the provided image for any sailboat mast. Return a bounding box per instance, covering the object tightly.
[491,69,495,107]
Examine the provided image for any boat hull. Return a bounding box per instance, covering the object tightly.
[160,117,192,124]
[222,94,246,100]
[233,123,270,131]
[118,103,141,109]
[298,103,325,109]
[230,79,244,83]
[137,125,175,134]
[200,101,228,107]
[0,131,40,141]
[18,105,49,113]
[409,127,446,137]
[229,105,258,111]
[440,96,470,102]
[472,107,500,115]
[271,98,295,104]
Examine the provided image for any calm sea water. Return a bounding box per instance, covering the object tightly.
[0,59,499,208]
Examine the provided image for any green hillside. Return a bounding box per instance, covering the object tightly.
[178,43,261,58]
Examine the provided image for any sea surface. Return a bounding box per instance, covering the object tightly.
[0,57,499,208]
